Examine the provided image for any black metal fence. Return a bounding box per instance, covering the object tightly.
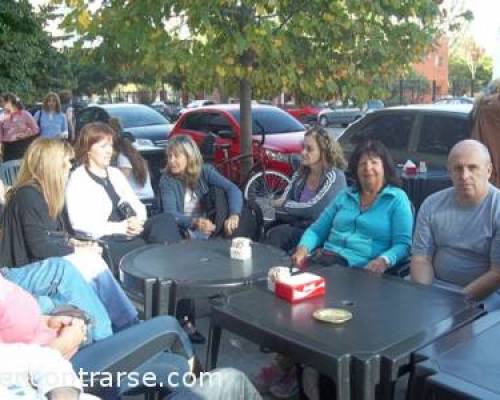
[101,79,481,107]
[384,79,481,106]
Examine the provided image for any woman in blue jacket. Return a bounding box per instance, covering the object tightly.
[159,135,243,239]
[255,140,413,398]
[292,139,413,272]
[158,135,243,343]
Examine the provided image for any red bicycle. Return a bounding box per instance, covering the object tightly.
[211,141,292,220]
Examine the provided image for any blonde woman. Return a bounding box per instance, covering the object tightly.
[159,135,243,240]
[158,135,243,343]
[34,92,68,139]
[0,137,137,332]
[265,126,347,252]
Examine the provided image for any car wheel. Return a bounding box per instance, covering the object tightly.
[319,116,329,127]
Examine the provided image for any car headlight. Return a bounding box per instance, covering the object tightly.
[133,139,155,148]
[265,149,289,163]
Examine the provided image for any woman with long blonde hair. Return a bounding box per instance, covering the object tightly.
[12,136,72,219]
[160,135,243,240]
[0,137,138,333]
[159,135,244,343]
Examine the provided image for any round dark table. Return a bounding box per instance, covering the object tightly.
[119,239,289,318]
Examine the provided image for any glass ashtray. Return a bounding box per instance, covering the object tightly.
[313,308,353,324]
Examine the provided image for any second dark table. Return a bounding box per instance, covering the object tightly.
[206,265,484,400]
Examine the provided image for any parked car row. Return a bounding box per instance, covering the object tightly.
[338,103,473,171]
[74,100,474,202]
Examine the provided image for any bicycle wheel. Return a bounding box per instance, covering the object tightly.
[244,170,291,221]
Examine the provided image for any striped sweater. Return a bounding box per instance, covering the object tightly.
[278,168,346,223]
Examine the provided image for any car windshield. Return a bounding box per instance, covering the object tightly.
[229,109,304,134]
[107,106,169,128]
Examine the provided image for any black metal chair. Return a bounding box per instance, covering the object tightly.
[72,316,190,399]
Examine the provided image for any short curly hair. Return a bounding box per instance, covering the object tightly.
[347,140,400,189]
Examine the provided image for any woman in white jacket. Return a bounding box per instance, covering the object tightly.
[66,122,180,266]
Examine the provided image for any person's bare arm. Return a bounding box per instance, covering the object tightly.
[464,264,500,301]
[410,255,434,285]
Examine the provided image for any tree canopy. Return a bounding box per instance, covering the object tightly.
[449,50,492,96]
[0,0,72,102]
[58,0,445,102]
[56,0,447,177]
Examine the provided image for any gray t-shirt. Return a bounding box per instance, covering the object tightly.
[412,185,500,286]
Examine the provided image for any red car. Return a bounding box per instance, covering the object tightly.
[169,104,305,182]
[280,104,324,124]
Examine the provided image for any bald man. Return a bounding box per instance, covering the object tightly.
[411,139,500,310]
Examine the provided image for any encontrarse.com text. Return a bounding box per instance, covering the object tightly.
[0,370,216,389]
[79,369,216,388]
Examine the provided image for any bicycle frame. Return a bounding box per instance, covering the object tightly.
[213,141,291,188]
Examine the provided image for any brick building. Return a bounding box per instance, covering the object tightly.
[412,37,449,102]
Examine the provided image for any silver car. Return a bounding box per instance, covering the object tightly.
[318,106,363,127]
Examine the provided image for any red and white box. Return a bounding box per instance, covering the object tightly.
[275,272,325,303]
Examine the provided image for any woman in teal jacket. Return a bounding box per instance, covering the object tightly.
[292,140,413,273]
[255,140,413,398]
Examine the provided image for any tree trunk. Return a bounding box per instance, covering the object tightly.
[218,81,228,104]
[237,4,254,184]
[105,88,112,103]
[239,77,253,184]
[181,89,189,107]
